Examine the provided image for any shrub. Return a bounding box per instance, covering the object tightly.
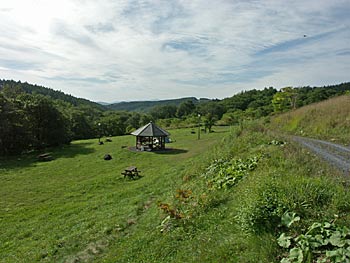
[203,155,261,189]
[278,216,350,263]
[236,176,340,234]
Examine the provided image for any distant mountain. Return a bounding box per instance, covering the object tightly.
[0,79,106,110]
[96,101,114,106]
[106,97,210,112]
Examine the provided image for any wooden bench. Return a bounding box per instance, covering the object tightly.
[121,166,141,179]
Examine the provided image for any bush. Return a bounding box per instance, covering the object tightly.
[236,176,341,234]
[278,217,350,263]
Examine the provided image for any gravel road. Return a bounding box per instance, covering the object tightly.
[293,136,350,174]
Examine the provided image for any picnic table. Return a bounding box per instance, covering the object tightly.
[37,153,53,162]
[121,166,141,179]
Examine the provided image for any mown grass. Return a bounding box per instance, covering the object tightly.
[0,127,229,262]
[270,94,350,144]
[1,123,349,262]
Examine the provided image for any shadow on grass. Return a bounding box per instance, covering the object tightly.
[52,142,95,159]
[152,148,188,155]
[128,147,188,155]
[208,129,230,134]
[0,142,95,171]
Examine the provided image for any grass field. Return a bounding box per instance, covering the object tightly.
[1,123,349,262]
[270,94,350,144]
[0,126,230,262]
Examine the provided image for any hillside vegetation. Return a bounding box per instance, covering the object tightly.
[106,97,209,112]
[270,94,350,144]
[0,79,105,110]
[1,79,349,155]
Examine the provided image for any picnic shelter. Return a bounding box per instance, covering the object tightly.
[131,122,170,151]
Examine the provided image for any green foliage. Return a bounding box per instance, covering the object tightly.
[204,155,261,189]
[221,87,277,112]
[0,93,71,154]
[0,93,30,154]
[272,87,298,112]
[278,217,350,263]
[0,79,105,110]
[107,97,199,112]
[150,105,177,119]
[235,166,343,234]
[98,111,131,136]
[197,101,225,120]
[203,113,216,133]
[104,82,350,120]
[0,85,160,155]
[126,112,142,129]
[281,212,300,228]
[176,100,196,118]
[19,94,71,148]
[69,108,96,139]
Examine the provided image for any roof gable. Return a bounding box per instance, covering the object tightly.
[131,122,169,137]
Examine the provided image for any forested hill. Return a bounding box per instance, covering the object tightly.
[106,97,210,112]
[1,77,349,156]
[0,79,106,110]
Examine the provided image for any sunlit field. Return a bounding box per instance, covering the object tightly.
[0,126,229,262]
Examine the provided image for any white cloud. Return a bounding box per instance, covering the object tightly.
[0,0,349,102]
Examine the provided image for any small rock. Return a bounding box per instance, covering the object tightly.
[104,154,112,160]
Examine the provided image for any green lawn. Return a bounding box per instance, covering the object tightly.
[0,126,229,262]
[2,124,349,263]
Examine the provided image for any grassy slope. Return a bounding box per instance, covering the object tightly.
[270,94,350,144]
[0,127,228,262]
[132,124,348,263]
[1,123,349,262]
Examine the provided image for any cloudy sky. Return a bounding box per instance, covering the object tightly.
[0,0,349,102]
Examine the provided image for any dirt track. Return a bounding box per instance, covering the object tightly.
[293,136,350,175]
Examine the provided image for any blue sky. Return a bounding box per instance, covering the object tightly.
[0,0,349,102]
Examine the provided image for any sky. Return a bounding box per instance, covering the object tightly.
[0,0,349,103]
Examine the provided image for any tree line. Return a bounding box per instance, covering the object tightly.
[0,83,153,155]
[1,80,349,155]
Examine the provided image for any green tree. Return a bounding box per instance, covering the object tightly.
[19,94,71,148]
[1,83,24,98]
[98,111,130,136]
[176,100,195,118]
[197,101,225,120]
[140,114,153,126]
[204,113,216,133]
[0,94,30,154]
[70,109,95,139]
[126,112,142,129]
[272,87,298,112]
[149,105,177,119]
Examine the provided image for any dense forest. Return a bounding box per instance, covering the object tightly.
[0,80,105,110]
[0,79,349,155]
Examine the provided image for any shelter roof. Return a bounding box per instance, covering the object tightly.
[131,122,170,137]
